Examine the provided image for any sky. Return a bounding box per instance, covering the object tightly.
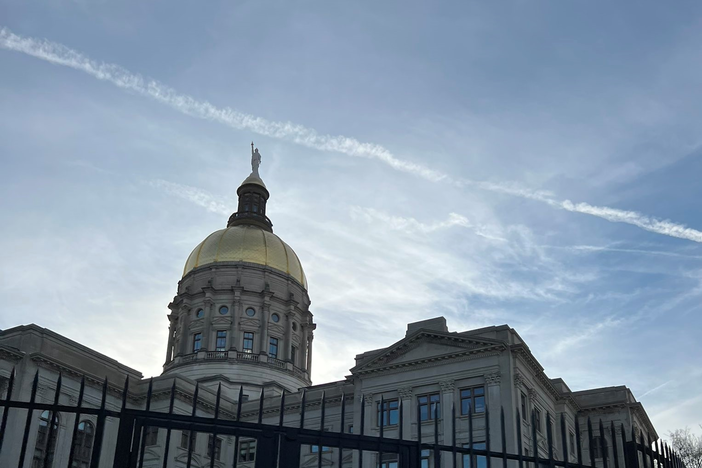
[1,0,702,438]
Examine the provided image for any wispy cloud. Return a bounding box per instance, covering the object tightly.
[3,27,702,244]
[148,179,232,216]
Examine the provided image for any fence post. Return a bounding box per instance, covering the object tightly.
[113,414,137,468]
[278,428,302,468]
[255,427,278,468]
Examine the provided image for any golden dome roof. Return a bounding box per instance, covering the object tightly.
[183,225,307,288]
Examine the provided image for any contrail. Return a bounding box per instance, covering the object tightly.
[2,27,702,244]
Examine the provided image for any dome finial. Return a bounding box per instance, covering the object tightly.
[251,142,261,177]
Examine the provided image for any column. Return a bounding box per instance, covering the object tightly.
[486,372,502,450]
[259,294,271,355]
[178,307,191,355]
[230,289,241,351]
[398,387,413,440]
[362,394,374,467]
[201,299,213,351]
[165,314,175,363]
[284,305,294,361]
[301,325,309,371]
[306,334,314,375]
[440,380,455,446]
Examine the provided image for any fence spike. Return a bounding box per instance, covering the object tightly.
[17,370,40,468]
[258,387,265,424]
[66,375,87,468]
[588,417,596,468]
[338,391,345,468]
[186,382,199,468]
[561,413,570,468]
[279,389,286,428]
[611,421,620,468]
[300,389,307,430]
[359,393,366,468]
[600,419,609,468]
[0,367,16,454]
[516,408,524,468]
[161,380,177,468]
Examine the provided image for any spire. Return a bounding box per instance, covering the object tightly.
[227,144,272,232]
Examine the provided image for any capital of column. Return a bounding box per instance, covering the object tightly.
[398,387,414,400]
[363,394,374,405]
[439,380,455,392]
[514,371,524,388]
[485,372,502,386]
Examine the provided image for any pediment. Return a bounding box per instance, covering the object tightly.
[211,317,232,326]
[352,332,505,375]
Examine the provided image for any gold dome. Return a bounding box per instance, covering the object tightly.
[183,225,307,288]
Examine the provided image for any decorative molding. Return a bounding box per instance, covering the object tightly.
[514,371,524,388]
[398,387,414,399]
[528,388,538,399]
[485,372,501,386]
[364,394,374,405]
[439,380,455,392]
[356,350,503,377]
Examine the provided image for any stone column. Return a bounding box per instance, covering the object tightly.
[165,314,175,363]
[230,288,241,351]
[301,325,310,371]
[178,306,191,355]
[362,394,374,467]
[202,299,213,351]
[259,292,272,355]
[284,304,294,361]
[486,372,502,450]
[306,334,314,375]
[399,387,413,440]
[440,379,455,447]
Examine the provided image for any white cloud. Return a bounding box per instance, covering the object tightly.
[3,27,702,245]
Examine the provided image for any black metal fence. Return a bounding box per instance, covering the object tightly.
[0,369,687,468]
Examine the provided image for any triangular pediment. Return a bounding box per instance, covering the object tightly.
[351,331,505,375]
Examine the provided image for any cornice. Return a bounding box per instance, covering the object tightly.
[0,345,24,363]
[512,347,581,412]
[354,348,503,377]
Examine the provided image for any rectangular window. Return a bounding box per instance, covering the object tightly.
[291,345,297,365]
[534,408,542,433]
[207,435,222,461]
[421,449,431,468]
[243,332,254,353]
[192,333,202,352]
[380,453,399,468]
[377,399,399,426]
[180,430,194,449]
[269,337,279,359]
[239,440,256,462]
[311,445,331,453]
[144,426,159,446]
[462,442,487,468]
[460,386,486,415]
[215,330,227,351]
[521,392,528,421]
[418,393,441,421]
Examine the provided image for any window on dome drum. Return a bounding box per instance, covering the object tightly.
[242,193,251,212]
[192,333,202,352]
[271,313,280,323]
[180,430,195,449]
[71,420,94,468]
[219,306,228,315]
[291,345,297,365]
[208,435,222,460]
[245,307,256,317]
[534,407,542,433]
[144,426,159,446]
[269,337,279,359]
[33,410,58,468]
[215,331,227,351]
[460,386,485,415]
[196,309,204,318]
[521,392,528,421]
[463,442,487,468]
[252,194,260,213]
[239,440,256,462]
[243,332,254,353]
[377,399,399,426]
[418,393,440,421]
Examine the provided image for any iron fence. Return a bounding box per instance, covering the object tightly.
[0,369,687,468]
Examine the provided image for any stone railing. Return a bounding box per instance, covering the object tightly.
[237,352,259,362]
[268,358,286,369]
[206,351,229,360]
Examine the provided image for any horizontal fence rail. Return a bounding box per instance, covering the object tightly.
[0,369,687,468]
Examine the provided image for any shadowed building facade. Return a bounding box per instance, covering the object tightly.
[0,146,660,468]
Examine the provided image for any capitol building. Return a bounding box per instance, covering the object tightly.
[0,146,659,467]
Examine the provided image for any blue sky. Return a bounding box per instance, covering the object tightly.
[1,0,702,437]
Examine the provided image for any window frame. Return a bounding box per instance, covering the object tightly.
[418,393,441,422]
[192,333,202,353]
[144,426,159,446]
[215,330,227,351]
[534,407,543,433]
[520,392,528,421]
[239,440,256,462]
[460,386,486,416]
[377,399,400,427]
[462,441,487,468]
[269,337,279,359]
[207,434,222,461]
[243,332,254,353]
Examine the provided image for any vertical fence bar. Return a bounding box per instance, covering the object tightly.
[576,420,584,468]
[587,418,595,468]
[89,377,110,468]
[300,389,306,429]
[486,406,491,468]
[137,378,154,468]
[17,370,39,468]
[517,409,524,468]
[600,420,609,468]
[232,386,244,468]
[379,395,385,468]
[161,380,177,468]
[66,376,86,468]
[502,408,508,468]
[561,414,570,468]
[416,398,422,468]
[647,434,655,468]
[42,373,62,468]
[547,415,554,468]
[639,430,647,468]
[258,388,265,425]
[319,391,326,468]
[339,392,345,468]
[532,410,539,468]
[452,402,457,468]
[619,424,630,468]
[469,406,475,468]
[209,384,222,468]
[359,394,365,468]
[434,402,441,468]
[185,382,199,468]
[0,368,15,454]
[611,422,620,468]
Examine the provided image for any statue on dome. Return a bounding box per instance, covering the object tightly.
[251,142,262,176]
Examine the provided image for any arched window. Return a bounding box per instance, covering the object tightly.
[33,410,59,468]
[72,420,94,468]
